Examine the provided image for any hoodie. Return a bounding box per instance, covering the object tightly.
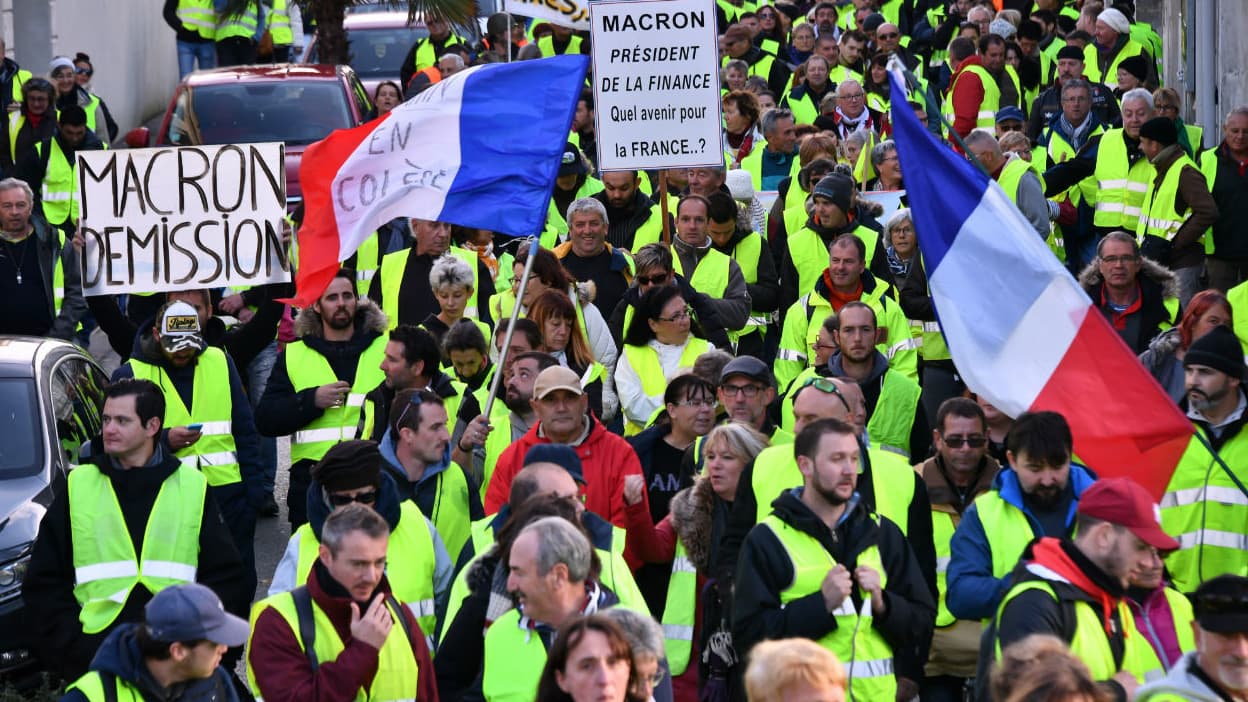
[827,350,931,460]
[732,488,936,683]
[1138,327,1185,403]
[59,624,240,702]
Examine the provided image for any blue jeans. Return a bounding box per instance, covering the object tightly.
[247,341,279,493]
[177,40,216,78]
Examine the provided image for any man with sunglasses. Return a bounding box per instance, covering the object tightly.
[916,398,1002,702]
[268,439,452,648]
[947,411,1097,623]
[1137,575,1248,701]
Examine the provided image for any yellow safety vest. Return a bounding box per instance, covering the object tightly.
[1199,149,1218,255]
[716,0,757,24]
[1136,153,1200,243]
[725,232,771,343]
[284,335,388,465]
[761,515,896,701]
[129,348,241,486]
[413,33,469,72]
[268,0,293,45]
[68,464,205,633]
[249,590,420,700]
[293,501,437,641]
[943,64,1000,131]
[481,608,553,701]
[662,541,697,675]
[423,463,474,565]
[784,86,824,125]
[931,505,958,628]
[379,246,481,329]
[66,672,144,702]
[1082,39,1147,89]
[1092,129,1155,230]
[739,145,802,191]
[750,444,914,534]
[994,578,1149,684]
[785,224,881,301]
[1161,430,1248,593]
[537,34,584,58]
[216,1,260,41]
[866,370,921,459]
[176,0,217,40]
[34,138,76,225]
[621,337,711,434]
[353,231,381,297]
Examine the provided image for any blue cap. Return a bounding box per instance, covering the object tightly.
[995,106,1026,124]
[144,583,249,646]
[524,444,586,484]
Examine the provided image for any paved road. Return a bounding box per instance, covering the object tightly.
[252,437,293,602]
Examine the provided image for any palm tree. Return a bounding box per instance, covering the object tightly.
[222,0,476,64]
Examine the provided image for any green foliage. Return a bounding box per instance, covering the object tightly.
[0,674,62,702]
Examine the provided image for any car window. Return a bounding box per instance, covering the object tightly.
[173,81,356,147]
[0,378,42,479]
[308,26,430,81]
[52,360,102,466]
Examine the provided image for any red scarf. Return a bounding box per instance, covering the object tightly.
[1100,284,1142,330]
[1029,537,1119,635]
[823,272,863,312]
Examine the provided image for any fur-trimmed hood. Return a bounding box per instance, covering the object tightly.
[293,297,388,339]
[1077,255,1180,300]
[668,477,718,572]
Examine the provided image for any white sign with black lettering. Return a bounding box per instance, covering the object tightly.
[77,143,292,296]
[590,0,723,170]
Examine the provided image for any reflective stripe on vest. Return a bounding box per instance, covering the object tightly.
[865,370,920,458]
[35,138,76,225]
[1136,153,1200,243]
[662,543,697,675]
[1160,431,1248,592]
[268,0,293,44]
[355,232,381,297]
[621,338,711,433]
[249,590,420,699]
[292,501,437,644]
[942,64,1000,130]
[216,1,260,40]
[69,464,205,633]
[729,232,769,341]
[129,348,241,486]
[761,515,896,701]
[1092,130,1155,229]
[177,0,217,40]
[931,508,958,627]
[427,464,473,566]
[285,335,388,465]
[481,608,552,701]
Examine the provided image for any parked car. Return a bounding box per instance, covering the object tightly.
[0,337,107,684]
[302,11,431,97]
[125,64,372,211]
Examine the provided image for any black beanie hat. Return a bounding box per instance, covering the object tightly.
[812,173,854,214]
[1139,117,1179,147]
[312,440,382,493]
[1117,54,1149,83]
[1184,325,1246,380]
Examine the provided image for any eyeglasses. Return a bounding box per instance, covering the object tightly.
[941,433,987,448]
[838,92,865,101]
[75,67,93,76]
[394,391,425,429]
[635,272,670,286]
[810,341,838,353]
[801,376,851,413]
[675,398,717,408]
[52,70,74,79]
[656,305,692,323]
[1061,95,1090,104]
[1100,255,1139,265]
[325,488,378,507]
[721,383,764,398]
[877,32,900,40]
[1156,104,1179,114]
[643,666,668,689]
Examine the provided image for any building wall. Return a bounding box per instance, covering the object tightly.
[3,0,180,145]
[1154,0,1248,141]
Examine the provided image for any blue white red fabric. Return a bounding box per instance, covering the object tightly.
[291,55,590,307]
[886,70,1192,499]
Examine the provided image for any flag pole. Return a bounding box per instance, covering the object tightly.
[482,236,541,418]
[507,14,513,63]
[659,170,671,246]
[887,58,989,177]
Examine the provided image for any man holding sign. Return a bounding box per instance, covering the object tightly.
[0,177,85,339]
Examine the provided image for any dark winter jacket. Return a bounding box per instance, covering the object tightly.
[1078,255,1180,355]
[58,624,240,702]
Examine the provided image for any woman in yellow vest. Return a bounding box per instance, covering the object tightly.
[615,284,714,434]
[422,254,491,361]
[723,90,763,167]
[622,423,769,699]
[49,56,107,144]
[529,289,609,421]
[863,53,892,117]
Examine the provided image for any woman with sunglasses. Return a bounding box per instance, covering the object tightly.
[753,8,789,60]
[48,56,110,143]
[265,438,451,644]
[70,53,118,141]
[616,284,713,436]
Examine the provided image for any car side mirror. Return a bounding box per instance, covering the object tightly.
[124,127,150,149]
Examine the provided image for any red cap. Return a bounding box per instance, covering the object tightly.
[1077,478,1180,551]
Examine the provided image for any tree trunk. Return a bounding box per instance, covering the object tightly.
[307,0,351,65]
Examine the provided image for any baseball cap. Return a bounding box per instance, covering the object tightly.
[559,142,588,177]
[995,106,1026,124]
[1193,575,1248,634]
[159,301,207,353]
[144,583,249,646]
[533,365,584,400]
[1076,477,1180,551]
[524,443,586,484]
[720,355,775,388]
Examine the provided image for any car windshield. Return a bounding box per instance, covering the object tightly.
[0,378,42,480]
[168,81,354,147]
[309,26,429,81]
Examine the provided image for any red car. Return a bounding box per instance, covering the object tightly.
[125,64,372,211]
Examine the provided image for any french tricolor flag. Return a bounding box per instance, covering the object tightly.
[887,70,1193,499]
[289,55,590,307]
